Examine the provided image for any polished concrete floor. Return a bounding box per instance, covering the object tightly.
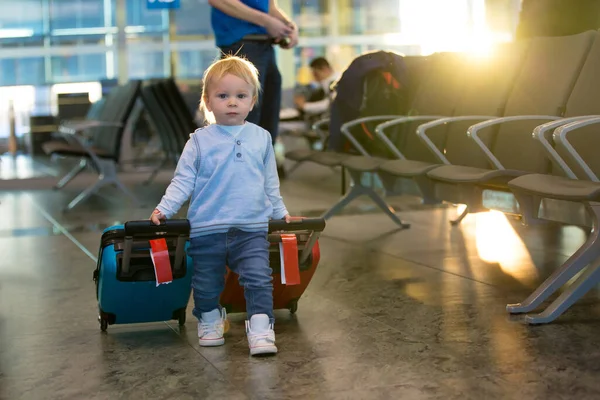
[2,152,600,400]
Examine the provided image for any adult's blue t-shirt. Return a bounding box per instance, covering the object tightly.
[211,0,269,47]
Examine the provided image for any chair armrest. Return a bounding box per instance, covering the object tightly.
[553,116,600,182]
[416,116,497,164]
[59,120,123,135]
[340,115,406,156]
[373,115,446,160]
[467,115,561,170]
[311,118,330,143]
[532,116,599,179]
[63,130,106,167]
[311,117,330,131]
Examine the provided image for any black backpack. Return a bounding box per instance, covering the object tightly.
[327,51,409,153]
[348,69,409,156]
[360,69,405,117]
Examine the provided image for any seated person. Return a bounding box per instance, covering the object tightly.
[294,57,338,116]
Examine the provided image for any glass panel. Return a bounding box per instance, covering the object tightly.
[50,53,107,83]
[485,0,519,41]
[175,49,218,79]
[50,34,107,46]
[0,0,44,36]
[128,38,166,79]
[345,0,401,35]
[0,37,45,47]
[174,0,213,36]
[49,0,107,30]
[293,0,328,37]
[0,57,45,86]
[126,0,164,32]
[293,46,326,85]
[0,86,36,139]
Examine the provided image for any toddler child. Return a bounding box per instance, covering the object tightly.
[151,55,291,356]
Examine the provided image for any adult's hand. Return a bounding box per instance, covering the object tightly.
[264,16,294,40]
[279,22,298,49]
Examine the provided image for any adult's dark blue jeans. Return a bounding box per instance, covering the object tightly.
[219,40,282,145]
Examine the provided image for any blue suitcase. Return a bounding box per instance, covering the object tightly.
[93,219,193,331]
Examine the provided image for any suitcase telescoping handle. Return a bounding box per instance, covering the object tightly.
[121,219,190,275]
[124,219,191,236]
[268,217,325,233]
[269,217,326,265]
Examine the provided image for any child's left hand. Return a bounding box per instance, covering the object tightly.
[284,215,302,223]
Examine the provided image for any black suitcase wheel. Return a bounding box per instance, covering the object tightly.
[289,300,298,314]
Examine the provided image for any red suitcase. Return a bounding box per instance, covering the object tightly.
[220,218,325,315]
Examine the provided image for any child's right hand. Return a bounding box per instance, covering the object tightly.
[150,209,166,225]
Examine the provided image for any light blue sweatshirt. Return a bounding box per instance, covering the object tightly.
[155,123,288,237]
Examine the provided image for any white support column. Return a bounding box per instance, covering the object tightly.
[104,0,115,79]
[168,9,177,78]
[510,0,523,38]
[42,0,51,84]
[162,9,175,77]
[328,0,339,38]
[275,0,295,90]
[114,0,128,84]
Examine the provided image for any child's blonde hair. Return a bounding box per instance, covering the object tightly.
[199,55,261,124]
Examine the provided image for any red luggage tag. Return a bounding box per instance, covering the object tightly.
[279,234,300,286]
[149,238,173,287]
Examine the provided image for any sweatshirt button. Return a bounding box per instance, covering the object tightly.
[236,153,241,158]
[236,140,241,145]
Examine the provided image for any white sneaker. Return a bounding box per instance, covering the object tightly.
[198,308,227,347]
[246,314,277,356]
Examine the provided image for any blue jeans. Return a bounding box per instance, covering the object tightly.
[188,229,273,321]
[219,40,282,145]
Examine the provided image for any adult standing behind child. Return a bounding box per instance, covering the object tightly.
[151,56,292,356]
[207,0,299,177]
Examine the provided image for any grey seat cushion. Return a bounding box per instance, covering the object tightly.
[379,159,438,177]
[309,152,351,166]
[285,148,316,161]
[509,173,600,201]
[427,165,525,184]
[341,156,387,172]
[42,141,115,161]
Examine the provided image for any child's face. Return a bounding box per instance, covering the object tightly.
[204,73,256,126]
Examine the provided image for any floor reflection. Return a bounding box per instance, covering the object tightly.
[475,210,539,284]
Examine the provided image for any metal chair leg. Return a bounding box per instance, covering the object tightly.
[450,205,469,225]
[322,169,410,229]
[525,259,600,324]
[63,158,141,211]
[143,158,167,186]
[54,159,87,190]
[507,203,600,314]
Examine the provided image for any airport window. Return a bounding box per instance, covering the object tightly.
[174,0,213,36]
[49,0,108,30]
[293,0,328,37]
[128,47,166,79]
[51,53,107,84]
[126,0,164,32]
[175,49,219,79]
[0,57,45,87]
[0,0,44,37]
